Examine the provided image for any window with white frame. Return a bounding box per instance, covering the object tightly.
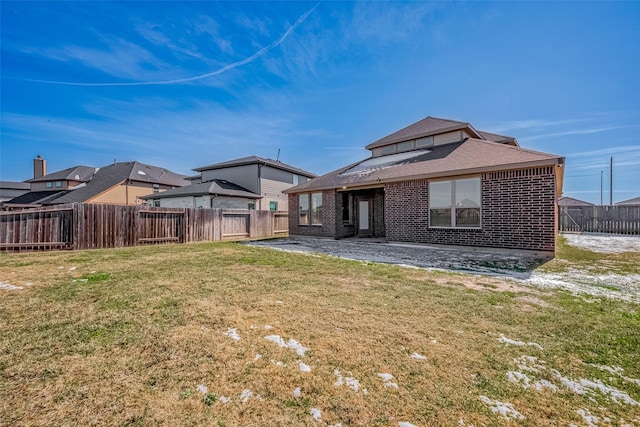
[299,194,309,225]
[311,192,323,225]
[429,177,481,228]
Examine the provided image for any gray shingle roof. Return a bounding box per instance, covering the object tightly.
[140,179,261,200]
[44,161,188,204]
[193,155,316,178]
[0,181,30,190]
[365,116,479,150]
[616,196,640,205]
[4,190,70,205]
[26,165,96,183]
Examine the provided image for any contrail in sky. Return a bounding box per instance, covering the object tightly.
[14,3,319,87]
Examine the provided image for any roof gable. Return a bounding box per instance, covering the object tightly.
[365,116,480,150]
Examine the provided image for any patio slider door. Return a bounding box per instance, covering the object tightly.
[357,198,372,237]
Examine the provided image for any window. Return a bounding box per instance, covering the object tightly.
[429,178,481,228]
[381,145,396,155]
[397,141,413,152]
[153,184,160,193]
[416,136,434,148]
[46,182,52,188]
[341,193,353,223]
[269,201,278,211]
[248,201,256,210]
[299,194,309,225]
[55,181,62,188]
[311,192,323,225]
[154,200,160,207]
[298,192,323,225]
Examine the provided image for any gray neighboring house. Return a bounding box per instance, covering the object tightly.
[0,181,30,204]
[147,156,317,211]
[141,179,261,209]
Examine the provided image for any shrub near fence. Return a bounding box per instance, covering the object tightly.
[0,203,289,252]
[559,205,640,235]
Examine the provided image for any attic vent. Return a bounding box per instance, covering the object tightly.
[74,175,80,180]
[137,170,147,176]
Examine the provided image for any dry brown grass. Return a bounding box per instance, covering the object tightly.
[1,242,639,426]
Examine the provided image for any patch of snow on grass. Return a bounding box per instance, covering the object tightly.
[532,379,558,392]
[293,387,301,397]
[298,361,311,372]
[265,335,286,347]
[0,281,23,290]
[334,370,362,393]
[240,389,260,404]
[287,338,309,356]
[499,334,543,350]
[506,371,531,388]
[526,271,640,302]
[591,364,640,386]
[264,335,309,356]
[310,408,322,422]
[514,355,545,373]
[196,384,208,395]
[224,328,240,341]
[576,408,600,427]
[69,266,76,271]
[578,378,640,406]
[253,354,261,361]
[378,373,399,389]
[264,324,273,329]
[398,423,418,427]
[564,233,640,254]
[479,395,525,420]
[219,396,230,404]
[410,352,427,360]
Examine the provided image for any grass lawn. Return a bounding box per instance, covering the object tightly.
[1,240,639,426]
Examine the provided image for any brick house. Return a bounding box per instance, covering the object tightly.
[285,116,565,252]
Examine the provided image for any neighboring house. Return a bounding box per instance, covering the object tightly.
[152,156,316,211]
[285,116,565,253]
[0,181,30,204]
[4,159,188,208]
[141,179,261,209]
[558,196,594,207]
[616,196,640,206]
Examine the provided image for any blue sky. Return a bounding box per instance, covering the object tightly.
[1,1,639,204]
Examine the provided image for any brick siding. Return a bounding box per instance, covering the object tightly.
[385,167,557,251]
[288,189,336,238]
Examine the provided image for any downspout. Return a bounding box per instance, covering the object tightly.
[257,163,263,210]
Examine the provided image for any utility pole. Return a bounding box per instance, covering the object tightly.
[600,170,603,205]
[609,156,613,206]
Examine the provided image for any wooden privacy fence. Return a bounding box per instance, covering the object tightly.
[559,205,640,235]
[0,203,289,251]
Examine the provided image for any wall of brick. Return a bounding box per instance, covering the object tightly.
[288,189,336,238]
[385,167,558,252]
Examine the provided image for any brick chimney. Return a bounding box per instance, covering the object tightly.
[33,155,47,179]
